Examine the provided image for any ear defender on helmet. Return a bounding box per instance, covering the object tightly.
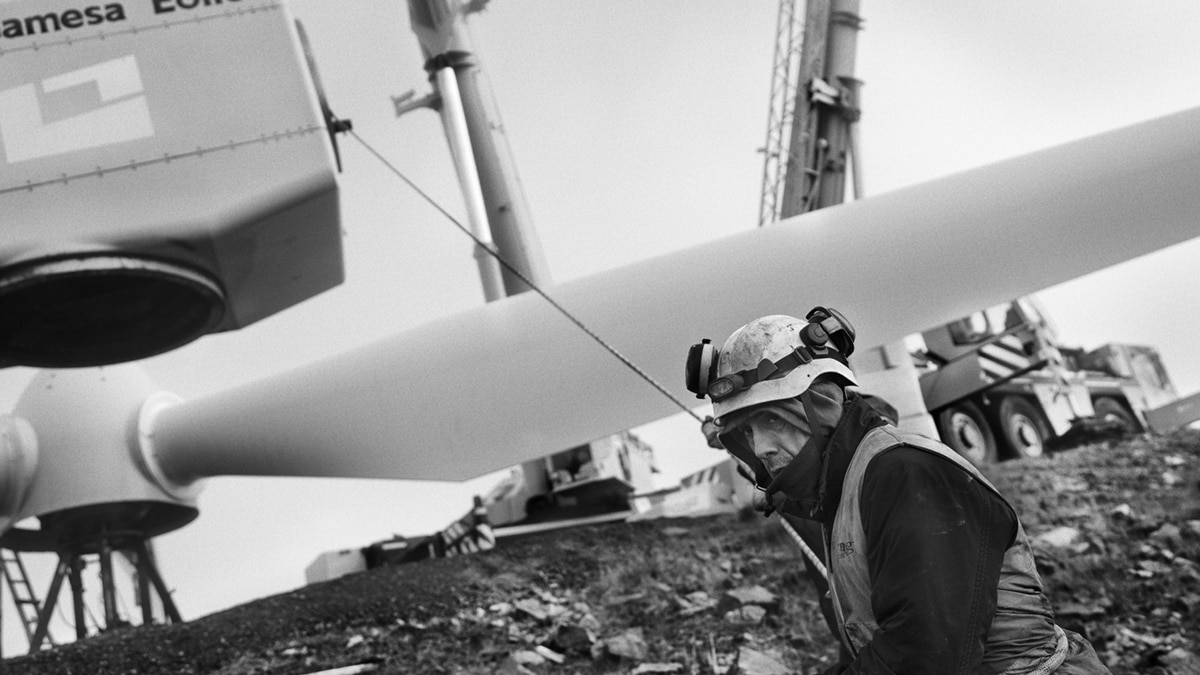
[685,339,719,399]
[801,306,856,358]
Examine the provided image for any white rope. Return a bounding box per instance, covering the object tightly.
[778,517,827,580]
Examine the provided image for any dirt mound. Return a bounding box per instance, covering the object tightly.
[983,430,1200,674]
[6,431,1200,674]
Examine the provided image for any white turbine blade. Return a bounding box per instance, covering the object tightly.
[153,106,1200,483]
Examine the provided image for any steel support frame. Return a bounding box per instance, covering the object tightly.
[23,537,182,655]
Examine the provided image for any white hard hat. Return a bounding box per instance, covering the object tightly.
[712,314,857,420]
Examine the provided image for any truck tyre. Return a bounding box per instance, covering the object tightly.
[936,401,998,466]
[997,396,1051,460]
[524,495,552,522]
[1093,396,1140,434]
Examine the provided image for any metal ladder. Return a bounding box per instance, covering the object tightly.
[1,548,54,649]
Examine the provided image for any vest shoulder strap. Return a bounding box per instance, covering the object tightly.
[853,426,1010,502]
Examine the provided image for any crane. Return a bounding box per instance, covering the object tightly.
[757,0,935,437]
[759,0,861,225]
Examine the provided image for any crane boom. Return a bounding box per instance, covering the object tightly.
[757,0,807,226]
[759,0,862,224]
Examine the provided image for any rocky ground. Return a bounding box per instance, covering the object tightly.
[6,430,1200,674]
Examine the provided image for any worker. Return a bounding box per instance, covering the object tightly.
[704,389,900,665]
[702,412,848,661]
[685,308,1110,674]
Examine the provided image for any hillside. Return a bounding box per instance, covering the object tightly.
[6,430,1200,674]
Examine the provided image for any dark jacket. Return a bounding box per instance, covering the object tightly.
[780,394,1020,673]
[772,394,1111,674]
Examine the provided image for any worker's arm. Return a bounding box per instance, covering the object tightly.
[831,446,1017,674]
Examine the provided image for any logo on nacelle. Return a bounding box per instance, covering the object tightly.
[0,54,154,164]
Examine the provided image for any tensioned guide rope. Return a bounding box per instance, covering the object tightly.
[348,130,704,424]
[350,131,834,577]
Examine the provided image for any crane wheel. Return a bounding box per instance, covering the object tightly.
[1093,397,1139,434]
[997,396,1051,460]
[524,495,553,523]
[936,401,998,466]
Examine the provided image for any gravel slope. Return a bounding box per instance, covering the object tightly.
[6,430,1200,674]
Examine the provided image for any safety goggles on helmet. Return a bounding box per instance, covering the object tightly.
[685,306,856,403]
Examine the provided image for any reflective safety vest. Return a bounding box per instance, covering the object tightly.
[828,426,1070,674]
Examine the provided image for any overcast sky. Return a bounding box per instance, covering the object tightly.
[6,0,1200,652]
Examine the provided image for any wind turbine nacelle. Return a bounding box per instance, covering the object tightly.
[0,0,343,368]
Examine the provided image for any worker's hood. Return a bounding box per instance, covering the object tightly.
[761,379,845,519]
[717,378,845,517]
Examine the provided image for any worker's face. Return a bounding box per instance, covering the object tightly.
[738,408,812,477]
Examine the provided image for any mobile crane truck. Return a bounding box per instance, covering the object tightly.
[480,431,658,531]
[916,295,1196,465]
